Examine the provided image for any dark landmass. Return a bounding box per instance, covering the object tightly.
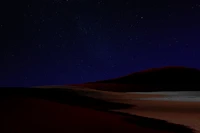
[80,66,200,92]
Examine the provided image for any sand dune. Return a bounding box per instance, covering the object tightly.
[114,99,200,133]
[50,87,199,133]
[74,83,147,92]
[33,86,200,133]
[75,88,200,133]
[3,66,200,133]
[0,87,195,133]
[1,97,171,133]
[35,66,200,133]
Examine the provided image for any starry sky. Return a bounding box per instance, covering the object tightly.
[0,0,200,87]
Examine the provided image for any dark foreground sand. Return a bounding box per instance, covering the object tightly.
[0,87,196,133]
[1,96,176,133]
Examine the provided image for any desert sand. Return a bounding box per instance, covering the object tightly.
[0,94,175,133]
[110,98,200,133]
[36,86,200,133]
[73,87,200,133]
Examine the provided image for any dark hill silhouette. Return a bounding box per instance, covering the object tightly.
[84,66,200,91]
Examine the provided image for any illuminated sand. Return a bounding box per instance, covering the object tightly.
[66,87,200,133]
[113,100,200,133]
[107,92,200,133]
[35,86,200,133]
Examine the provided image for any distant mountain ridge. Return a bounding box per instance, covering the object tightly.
[85,66,200,91]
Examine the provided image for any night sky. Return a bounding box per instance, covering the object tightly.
[0,0,200,87]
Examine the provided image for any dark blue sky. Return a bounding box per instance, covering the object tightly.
[0,0,200,87]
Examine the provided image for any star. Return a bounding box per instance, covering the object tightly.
[38,44,42,49]
[98,0,103,4]
[87,65,92,68]
[58,34,63,38]
[130,24,134,28]
[2,0,200,88]
[56,45,61,48]
[111,64,116,68]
